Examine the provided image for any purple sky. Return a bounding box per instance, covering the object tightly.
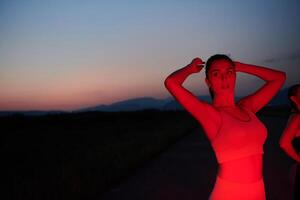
[0,0,300,110]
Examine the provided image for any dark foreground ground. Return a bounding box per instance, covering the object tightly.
[1,110,198,200]
[1,108,296,200]
[101,116,295,200]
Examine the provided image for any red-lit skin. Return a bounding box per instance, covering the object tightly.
[164,57,286,183]
[279,86,300,163]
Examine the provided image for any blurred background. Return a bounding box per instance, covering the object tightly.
[1,0,300,111]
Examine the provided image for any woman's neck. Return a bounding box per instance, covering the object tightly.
[213,93,236,107]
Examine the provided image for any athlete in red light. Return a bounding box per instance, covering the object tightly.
[279,84,300,200]
[164,54,286,200]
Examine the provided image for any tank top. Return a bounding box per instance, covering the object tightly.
[211,106,268,163]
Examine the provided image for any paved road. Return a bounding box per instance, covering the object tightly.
[101,116,294,200]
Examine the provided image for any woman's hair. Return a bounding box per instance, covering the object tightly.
[288,84,300,112]
[205,54,234,99]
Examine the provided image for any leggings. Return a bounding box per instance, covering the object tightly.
[295,165,300,200]
[209,176,266,200]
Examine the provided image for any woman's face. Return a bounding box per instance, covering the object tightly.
[205,59,236,96]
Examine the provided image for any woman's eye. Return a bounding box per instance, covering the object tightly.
[213,72,218,77]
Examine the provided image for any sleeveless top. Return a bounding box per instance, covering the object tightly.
[211,106,268,163]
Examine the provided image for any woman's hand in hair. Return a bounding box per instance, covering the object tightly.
[189,57,205,73]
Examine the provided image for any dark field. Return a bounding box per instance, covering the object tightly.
[1,107,295,200]
[1,110,198,200]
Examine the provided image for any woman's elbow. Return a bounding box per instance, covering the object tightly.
[277,71,286,83]
[164,77,175,89]
[280,71,286,81]
[164,77,171,88]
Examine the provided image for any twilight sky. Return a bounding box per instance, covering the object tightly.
[0,0,300,111]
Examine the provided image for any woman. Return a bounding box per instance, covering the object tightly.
[164,54,286,200]
[279,84,300,200]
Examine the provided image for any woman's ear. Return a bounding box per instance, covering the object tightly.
[205,77,210,87]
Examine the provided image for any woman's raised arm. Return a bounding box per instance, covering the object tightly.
[164,58,221,140]
[236,62,286,113]
[279,114,300,162]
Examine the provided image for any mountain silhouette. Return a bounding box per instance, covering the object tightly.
[77,88,289,112]
[76,97,170,112]
[0,89,289,115]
